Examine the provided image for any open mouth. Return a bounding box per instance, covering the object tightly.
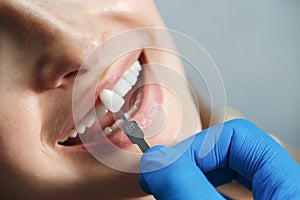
[58,58,145,147]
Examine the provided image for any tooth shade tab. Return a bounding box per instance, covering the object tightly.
[104,127,113,135]
[102,90,143,135]
[100,89,125,113]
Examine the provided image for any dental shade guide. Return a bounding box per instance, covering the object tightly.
[99,87,150,152]
[116,110,150,153]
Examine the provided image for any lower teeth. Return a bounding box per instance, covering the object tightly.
[103,91,142,135]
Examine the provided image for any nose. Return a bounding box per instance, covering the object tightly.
[37,22,103,89]
[14,1,105,89]
[41,20,103,89]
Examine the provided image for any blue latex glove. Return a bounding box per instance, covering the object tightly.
[139,119,300,199]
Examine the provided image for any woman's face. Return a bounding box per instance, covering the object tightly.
[0,0,201,199]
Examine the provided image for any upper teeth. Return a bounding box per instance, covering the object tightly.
[99,60,141,113]
[59,60,142,143]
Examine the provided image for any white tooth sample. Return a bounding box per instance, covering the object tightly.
[100,89,125,113]
[95,104,108,119]
[77,123,86,134]
[130,60,142,72]
[101,91,143,135]
[104,127,113,135]
[110,112,130,132]
[123,70,138,86]
[113,78,132,97]
[82,111,96,128]
[69,129,77,138]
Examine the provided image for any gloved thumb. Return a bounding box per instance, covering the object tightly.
[139,145,224,200]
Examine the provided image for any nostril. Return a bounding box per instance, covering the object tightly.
[35,66,80,90]
[63,69,87,80]
[48,69,85,89]
[35,55,88,90]
[63,70,79,80]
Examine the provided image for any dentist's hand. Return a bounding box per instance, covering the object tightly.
[139,119,300,200]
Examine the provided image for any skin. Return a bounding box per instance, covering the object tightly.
[0,0,201,199]
[2,1,297,199]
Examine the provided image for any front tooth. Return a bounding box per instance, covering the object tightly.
[123,70,138,86]
[130,60,142,72]
[113,78,132,97]
[129,69,139,77]
[69,129,77,138]
[77,123,86,134]
[100,89,125,113]
[82,111,96,128]
[59,135,69,143]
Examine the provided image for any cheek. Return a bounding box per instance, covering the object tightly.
[0,91,42,173]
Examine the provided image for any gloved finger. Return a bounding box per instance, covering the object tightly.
[175,119,292,185]
[139,145,225,200]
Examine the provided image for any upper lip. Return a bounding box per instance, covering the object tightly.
[55,50,142,144]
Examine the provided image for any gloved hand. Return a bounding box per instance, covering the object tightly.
[139,119,300,200]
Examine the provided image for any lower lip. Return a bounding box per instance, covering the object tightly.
[58,63,163,153]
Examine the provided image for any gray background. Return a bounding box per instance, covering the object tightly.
[154,0,300,149]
